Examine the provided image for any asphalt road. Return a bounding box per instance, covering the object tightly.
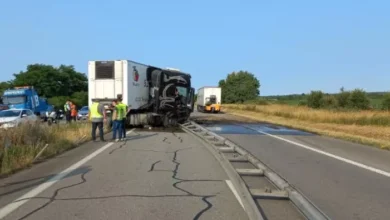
[0,129,248,220]
[192,111,390,220]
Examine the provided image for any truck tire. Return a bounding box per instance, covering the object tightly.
[163,116,177,128]
[47,118,53,126]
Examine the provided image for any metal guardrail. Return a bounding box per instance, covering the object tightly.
[181,120,330,220]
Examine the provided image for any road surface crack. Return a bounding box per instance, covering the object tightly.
[148,147,222,220]
[16,170,90,220]
[172,132,183,143]
[108,133,157,155]
[13,134,221,219]
[148,160,161,172]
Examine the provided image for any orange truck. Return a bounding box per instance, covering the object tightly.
[196,86,221,113]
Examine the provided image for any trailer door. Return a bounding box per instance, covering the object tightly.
[88,61,123,105]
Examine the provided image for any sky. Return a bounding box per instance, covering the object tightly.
[0,0,389,96]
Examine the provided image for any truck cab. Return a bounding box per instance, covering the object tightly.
[145,67,195,125]
[196,86,221,113]
[1,86,49,117]
[88,60,195,127]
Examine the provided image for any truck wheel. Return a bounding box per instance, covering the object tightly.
[163,116,177,127]
[163,116,170,128]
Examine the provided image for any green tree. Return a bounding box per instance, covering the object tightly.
[11,64,87,98]
[307,90,324,108]
[48,96,69,110]
[381,93,390,110]
[320,95,338,109]
[0,82,12,103]
[47,92,88,110]
[219,71,260,103]
[71,91,88,107]
[298,100,307,106]
[0,82,11,94]
[337,87,351,108]
[349,89,370,110]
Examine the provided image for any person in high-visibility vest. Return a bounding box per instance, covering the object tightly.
[64,100,71,123]
[89,101,107,142]
[112,99,125,141]
[116,98,128,140]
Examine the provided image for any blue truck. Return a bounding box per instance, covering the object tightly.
[1,86,52,120]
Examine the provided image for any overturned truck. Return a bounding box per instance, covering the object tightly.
[88,60,195,127]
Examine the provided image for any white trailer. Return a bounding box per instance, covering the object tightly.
[88,60,149,109]
[196,86,221,113]
[88,60,195,127]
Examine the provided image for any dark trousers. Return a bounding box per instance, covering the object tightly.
[112,120,123,140]
[122,119,126,138]
[92,122,104,141]
[66,112,71,123]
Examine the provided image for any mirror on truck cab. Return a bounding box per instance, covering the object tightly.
[189,88,195,112]
[21,114,27,118]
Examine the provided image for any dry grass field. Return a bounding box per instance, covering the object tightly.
[223,104,390,150]
[0,122,109,176]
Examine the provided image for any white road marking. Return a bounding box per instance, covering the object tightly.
[251,128,390,178]
[0,129,135,219]
[225,180,245,210]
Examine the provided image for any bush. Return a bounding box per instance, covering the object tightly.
[307,91,324,108]
[337,91,351,108]
[298,100,307,106]
[320,95,338,109]
[349,89,370,110]
[382,93,390,110]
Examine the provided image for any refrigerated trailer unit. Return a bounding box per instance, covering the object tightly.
[88,60,195,127]
[196,86,221,113]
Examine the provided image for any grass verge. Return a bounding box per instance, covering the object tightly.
[223,104,390,150]
[0,121,110,176]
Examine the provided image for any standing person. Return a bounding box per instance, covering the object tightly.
[116,98,128,140]
[71,102,77,121]
[89,101,106,142]
[111,100,123,142]
[64,100,71,123]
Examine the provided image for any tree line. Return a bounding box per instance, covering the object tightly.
[216,71,390,111]
[0,64,88,109]
[304,88,390,110]
[2,64,389,111]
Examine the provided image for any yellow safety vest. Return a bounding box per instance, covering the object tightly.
[116,103,126,120]
[121,103,128,119]
[90,102,103,119]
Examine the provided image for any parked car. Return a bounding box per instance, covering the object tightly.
[57,109,64,120]
[77,106,89,120]
[0,104,9,111]
[0,109,38,129]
